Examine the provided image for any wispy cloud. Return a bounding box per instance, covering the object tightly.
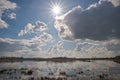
[49,41,65,53]
[73,39,120,58]
[0,38,119,58]
[0,34,53,56]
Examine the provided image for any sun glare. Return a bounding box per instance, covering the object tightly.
[49,1,64,18]
[52,5,61,15]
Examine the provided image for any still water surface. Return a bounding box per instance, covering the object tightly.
[0,60,120,80]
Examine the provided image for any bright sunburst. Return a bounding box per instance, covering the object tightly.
[49,1,63,18]
[52,5,61,15]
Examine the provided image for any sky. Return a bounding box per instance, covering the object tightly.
[0,0,120,58]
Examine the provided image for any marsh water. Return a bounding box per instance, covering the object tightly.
[0,60,120,80]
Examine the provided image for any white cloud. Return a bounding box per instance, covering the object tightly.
[0,0,17,28]
[12,20,53,56]
[39,32,53,42]
[73,39,120,58]
[18,23,34,36]
[28,32,53,48]
[35,21,48,31]
[0,0,16,9]
[0,36,52,57]
[8,12,16,19]
[0,38,17,44]
[49,41,65,53]
[18,21,48,36]
[0,31,53,54]
[19,32,53,49]
[0,38,120,58]
[0,19,8,28]
[74,41,99,51]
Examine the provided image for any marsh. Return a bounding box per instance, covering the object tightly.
[0,60,120,80]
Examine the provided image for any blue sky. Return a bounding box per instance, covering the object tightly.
[0,0,120,58]
[0,0,99,39]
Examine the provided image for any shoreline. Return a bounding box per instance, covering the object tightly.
[0,56,120,63]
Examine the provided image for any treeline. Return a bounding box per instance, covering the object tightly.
[0,56,120,63]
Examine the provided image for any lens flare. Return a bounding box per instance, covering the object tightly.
[52,5,61,15]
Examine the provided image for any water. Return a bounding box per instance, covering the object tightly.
[0,60,120,80]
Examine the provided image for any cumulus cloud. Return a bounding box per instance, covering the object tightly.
[55,0,120,41]
[18,21,48,36]
[0,0,17,28]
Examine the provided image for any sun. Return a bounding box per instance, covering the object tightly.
[49,1,63,18]
[52,5,61,15]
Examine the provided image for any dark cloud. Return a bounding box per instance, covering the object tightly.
[55,0,120,41]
